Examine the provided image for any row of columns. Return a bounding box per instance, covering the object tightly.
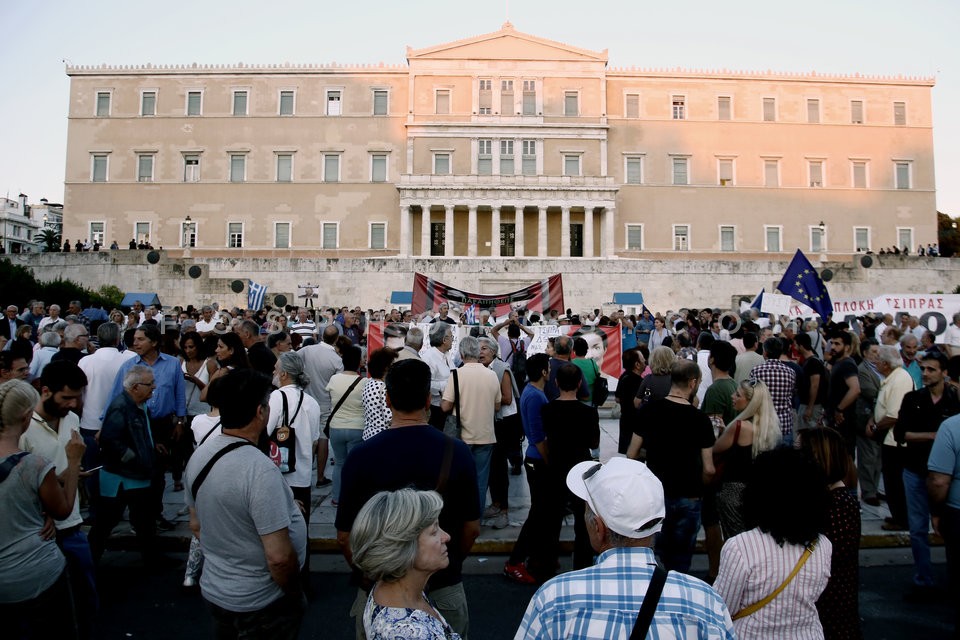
[398,205,615,258]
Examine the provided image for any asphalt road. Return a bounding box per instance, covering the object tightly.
[93,549,953,639]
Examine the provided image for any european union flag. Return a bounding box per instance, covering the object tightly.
[776,250,833,320]
[751,288,765,311]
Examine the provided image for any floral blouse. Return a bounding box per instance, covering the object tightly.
[363,587,461,640]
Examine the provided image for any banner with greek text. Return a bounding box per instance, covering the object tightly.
[410,273,565,318]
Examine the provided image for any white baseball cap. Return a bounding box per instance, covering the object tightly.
[566,457,665,539]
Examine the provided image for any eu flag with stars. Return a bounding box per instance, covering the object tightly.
[776,250,833,320]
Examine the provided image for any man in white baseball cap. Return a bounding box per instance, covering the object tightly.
[514,457,734,639]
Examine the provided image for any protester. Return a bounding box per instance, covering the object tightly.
[327,345,367,504]
[362,348,397,441]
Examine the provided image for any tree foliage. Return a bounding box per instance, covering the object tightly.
[36,229,62,253]
[0,258,123,310]
[938,212,960,258]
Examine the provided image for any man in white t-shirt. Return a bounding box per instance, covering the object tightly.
[195,305,219,336]
[943,313,960,357]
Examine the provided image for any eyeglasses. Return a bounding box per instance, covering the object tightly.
[134,381,156,388]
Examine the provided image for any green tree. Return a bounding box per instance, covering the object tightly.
[938,212,960,258]
[36,228,61,252]
[0,259,124,311]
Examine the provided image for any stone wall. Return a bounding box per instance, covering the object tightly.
[15,251,958,313]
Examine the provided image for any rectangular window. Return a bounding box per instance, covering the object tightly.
[281,90,296,116]
[626,224,643,250]
[500,79,514,115]
[323,154,340,182]
[672,95,686,120]
[852,161,867,188]
[564,91,578,116]
[183,155,200,182]
[894,101,906,126]
[228,222,243,248]
[673,225,689,251]
[373,90,388,116]
[430,222,445,256]
[763,97,776,122]
[478,139,492,175]
[720,225,735,251]
[91,155,108,182]
[89,222,105,246]
[370,223,386,250]
[521,140,536,175]
[625,93,640,119]
[324,90,340,116]
[435,89,450,115]
[765,226,781,252]
[96,91,111,117]
[181,221,196,248]
[275,222,290,249]
[522,80,536,115]
[851,100,863,124]
[855,227,870,252]
[135,222,151,244]
[434,153,450,175]
[496,223,515,257]
[478,79,491,114]
[807,98,820,123]
[500,140,514,175]
[233,90,248,116]
[276,154,293,182]
[141,91,156,116]
[230,154,246,183]
[563,154,581,177]
[898,228,913,249]
[625,156,643,184]
[187,91,202,116]
[718,159,734,186]
[811,227,825,252]
[718,96,731,120]
[764,159,779,187]
[137,154,154,182]
[808,160,824,187]
[895,161,911,189]
[672,157,689,185]
[322,223,338,249]
[371,154,387,182]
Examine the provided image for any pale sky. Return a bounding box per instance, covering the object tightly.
[2,0,957,214]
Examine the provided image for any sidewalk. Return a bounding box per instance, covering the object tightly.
[106,413,936,555]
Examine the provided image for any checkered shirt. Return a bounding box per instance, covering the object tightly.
[514,547,735,640]
[748,359,796,439]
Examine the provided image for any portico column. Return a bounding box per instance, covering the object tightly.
[537,206,547,258]
[584,208,594,258]
[444,205,455,257]
[560,206,571,258]
[514,206,525,257]
[399,205,411,257]
[467,205,478,257]
[604,207,615,258]
[491,206,501,258]
[420,205,431,257]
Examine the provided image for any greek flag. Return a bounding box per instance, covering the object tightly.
[464,303,477,325]
[248,280,267,311]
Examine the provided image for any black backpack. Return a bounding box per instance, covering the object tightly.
[509,339,528,391]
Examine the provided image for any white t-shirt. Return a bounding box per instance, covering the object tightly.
[266,385,322,488]
[944,323,960,348]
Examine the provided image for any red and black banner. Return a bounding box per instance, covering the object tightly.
[411,273,565,318]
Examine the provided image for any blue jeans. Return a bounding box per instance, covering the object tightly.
[469,444,494,513]
[656,497,702,574]
[903,468,933,586]
[330,428,364,502]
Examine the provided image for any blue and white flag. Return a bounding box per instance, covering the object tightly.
[464,303,477,325]
[751,288,765,310]
[248,279,267,311]
[776,250,833,320]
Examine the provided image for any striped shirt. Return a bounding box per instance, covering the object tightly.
[714,528,832,640]
[515,547,735,640]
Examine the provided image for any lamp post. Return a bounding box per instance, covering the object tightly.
[182,215,195,257]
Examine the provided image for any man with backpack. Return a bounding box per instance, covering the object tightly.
[492,312,533,392]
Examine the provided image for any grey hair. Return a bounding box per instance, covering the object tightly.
[877,345,903,370]
[47,320,68,334]
[0,379,40,435]
[49,304,61,312]
[350,489,444,582]
[429,322,450,347]
[649,346,676,376]
[97,321,121,347]
[478,335,499,357]
[123,365,154,390]
[406,327,424,350]
[784,322,798,333]
[278,351,310,388]
[458,335,480,360]
[64,324,87,343]
[899,333,918,347]
[39,331,61,348]
[583,502,632,548]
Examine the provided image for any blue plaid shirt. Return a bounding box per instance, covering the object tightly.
[515,547,734,640]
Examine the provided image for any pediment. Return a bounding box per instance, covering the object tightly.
[407,23,607,63]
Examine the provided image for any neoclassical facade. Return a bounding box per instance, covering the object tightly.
[63,24,936,259]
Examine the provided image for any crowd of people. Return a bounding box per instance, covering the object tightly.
[1,293,959,639]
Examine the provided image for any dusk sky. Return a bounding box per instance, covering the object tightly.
[2,0,957,214]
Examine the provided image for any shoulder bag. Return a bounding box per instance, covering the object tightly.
[592,359,609,407]
[630,565,669,639]
[324,376,363,438]
[271,390,304,474]
[731,540,818,620]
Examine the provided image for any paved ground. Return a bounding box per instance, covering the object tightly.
[112,414,936,555]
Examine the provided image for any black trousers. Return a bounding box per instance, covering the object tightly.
[89,484,157,565]
[882,445,909,526]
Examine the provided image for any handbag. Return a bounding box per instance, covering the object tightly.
[270,390,304,474]
[592,360,609,407]
[324,376,363,438]
[712,419,742,485]
[731,540,817,620]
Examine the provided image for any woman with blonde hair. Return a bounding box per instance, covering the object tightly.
[713,379,782,538]
[634,346,676,409]
[351,488,459,639]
